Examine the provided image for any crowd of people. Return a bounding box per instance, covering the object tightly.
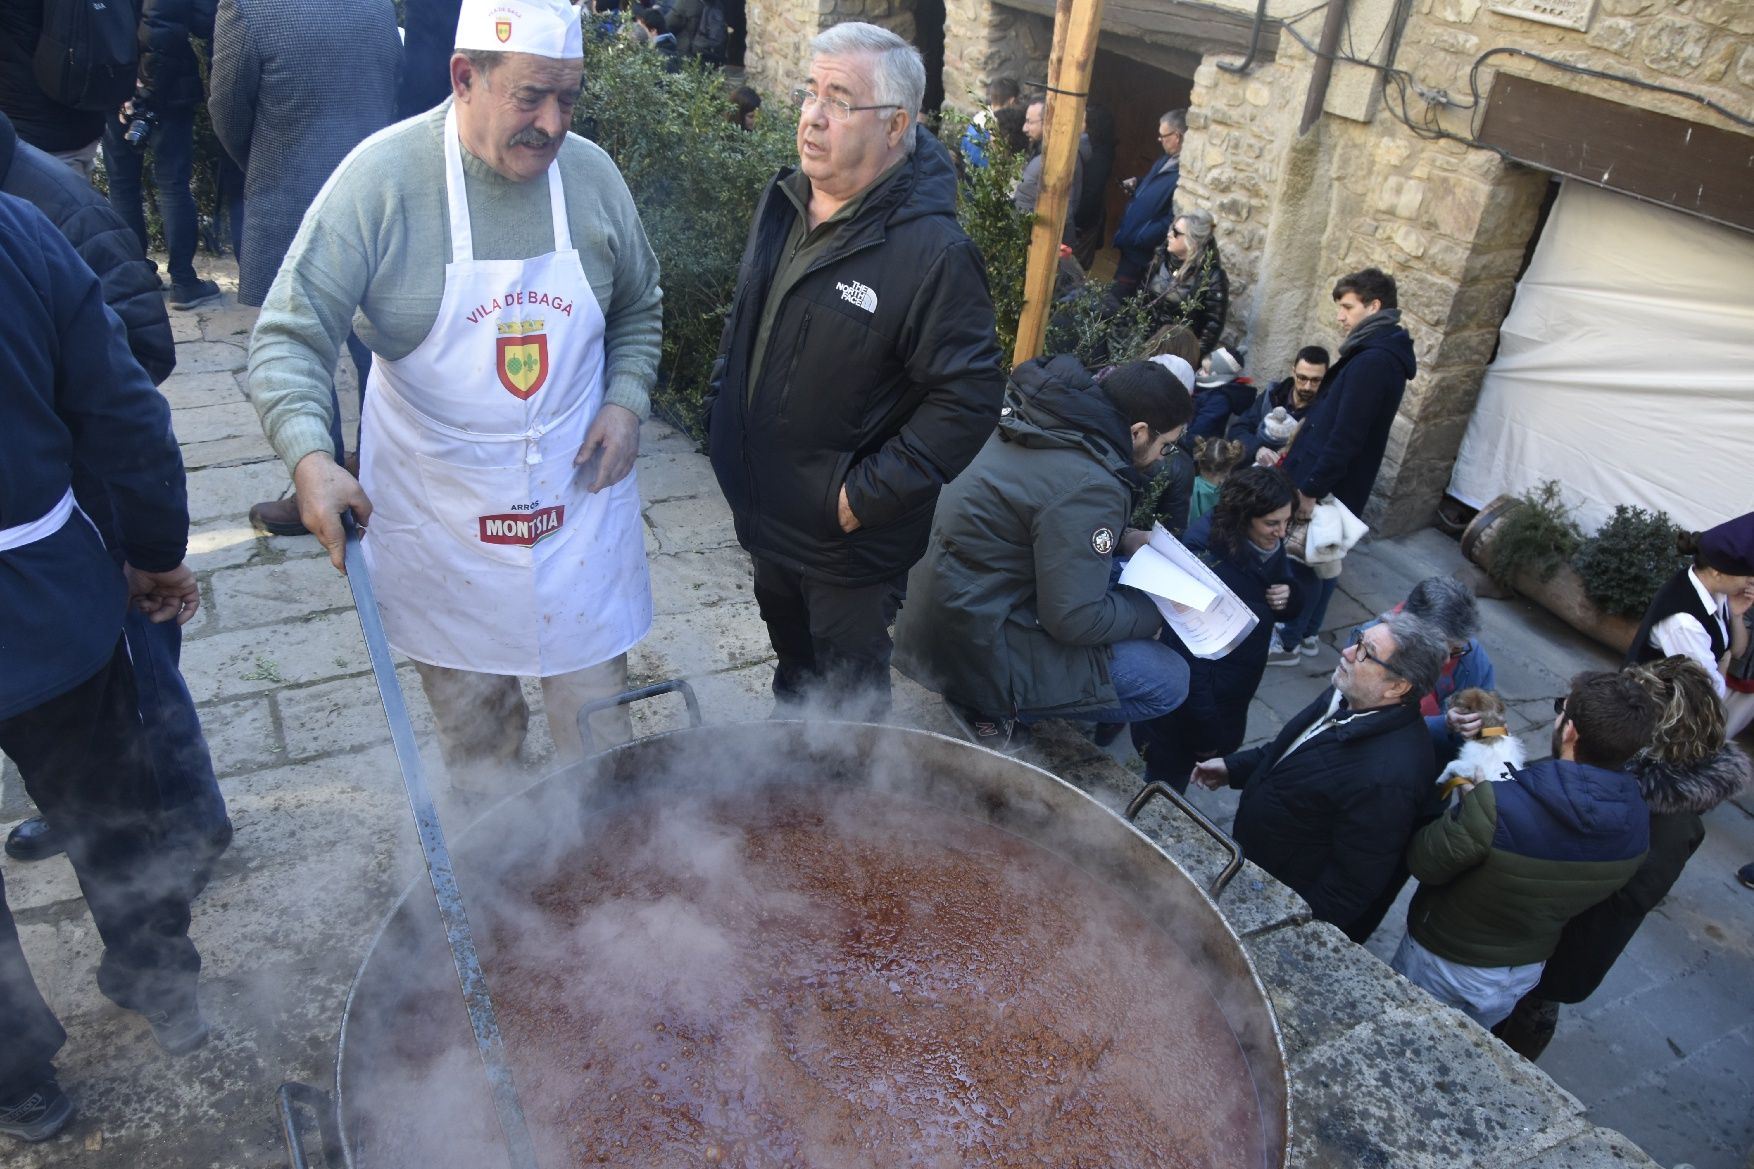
[0,0,1748,1148]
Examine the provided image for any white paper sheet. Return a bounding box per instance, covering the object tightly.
[1117,525,1259,659]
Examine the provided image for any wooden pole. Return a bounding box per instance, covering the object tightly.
[1011,0,1106,367]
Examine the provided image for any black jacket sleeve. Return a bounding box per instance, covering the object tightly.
[138,0,209,109]
[43,215,188,570]
[842,238,1004,529]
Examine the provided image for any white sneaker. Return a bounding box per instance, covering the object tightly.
[1265,633,1302,668]
[1299,636,1321,657]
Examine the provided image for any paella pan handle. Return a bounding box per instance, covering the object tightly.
[575,678,703,754]
[277,1082,341,1169]
[341,520,544,1169]
[1124,782,1245,899]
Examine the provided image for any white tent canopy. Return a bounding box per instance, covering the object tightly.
[1448,181,1754,534]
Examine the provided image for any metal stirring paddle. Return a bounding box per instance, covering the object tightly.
[342,521,541,1169]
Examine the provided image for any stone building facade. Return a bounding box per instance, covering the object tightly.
[742,0,1754,532]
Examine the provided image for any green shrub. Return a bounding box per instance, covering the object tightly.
[574,36,795,435]
[935,111,1031,367]
[1487,480,1583,589]
[1573,504,1686,618]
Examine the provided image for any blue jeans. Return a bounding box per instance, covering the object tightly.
[1280,564,1337,645]
[1020,638,1190,725]
[103,107,200,287]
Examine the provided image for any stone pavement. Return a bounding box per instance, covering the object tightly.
[1,273,1749,1167]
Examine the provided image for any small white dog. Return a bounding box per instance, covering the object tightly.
[1435,688,1526,800]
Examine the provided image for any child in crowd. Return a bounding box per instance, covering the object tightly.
[1188,437,1245,526]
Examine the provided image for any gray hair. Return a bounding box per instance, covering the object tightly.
[1404,575,1481,646]
[1172,206,1218,284]
[811,21,926,120]
[1380,612,1448,704]
[457,48,509,79]
[1160,108,1188,134]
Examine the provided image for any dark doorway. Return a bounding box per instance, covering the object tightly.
[917,0,946,113]
[1089,49,1193,251]
[726,0,746,66]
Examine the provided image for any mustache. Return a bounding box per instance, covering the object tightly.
[510,127,557,148]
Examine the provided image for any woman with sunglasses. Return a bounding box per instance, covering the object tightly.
[1138,208,1229,358]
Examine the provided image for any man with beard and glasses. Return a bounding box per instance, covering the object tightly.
[1229,343,1328,467]
[244,0,663,789]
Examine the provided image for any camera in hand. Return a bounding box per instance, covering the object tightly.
[123,107,159,148]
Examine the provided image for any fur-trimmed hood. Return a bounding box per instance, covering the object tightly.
[1628,743,1751,815]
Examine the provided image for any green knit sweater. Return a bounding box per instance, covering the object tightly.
[246,101,663,472]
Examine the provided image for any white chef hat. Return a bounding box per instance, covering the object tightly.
[454,0,584,59]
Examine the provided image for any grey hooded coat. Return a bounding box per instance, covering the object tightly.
[893,356,1163,717]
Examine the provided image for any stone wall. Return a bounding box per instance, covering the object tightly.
[1177,0,1754,533]
[744,0,950,98]
[940,2,1054,113]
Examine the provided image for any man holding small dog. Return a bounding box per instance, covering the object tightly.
[1391,670,1660,1028]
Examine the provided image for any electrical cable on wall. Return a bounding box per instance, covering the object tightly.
[1271,6,1754,154]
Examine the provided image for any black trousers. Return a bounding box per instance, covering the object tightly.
[751,556,905,721]
[0,640,202,1097]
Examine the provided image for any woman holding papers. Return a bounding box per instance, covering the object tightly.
[1134,467,1301,790]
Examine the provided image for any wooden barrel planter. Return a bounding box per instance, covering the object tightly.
[1462,495,1643,657]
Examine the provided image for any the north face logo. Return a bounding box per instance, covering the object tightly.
[836,280,878,313]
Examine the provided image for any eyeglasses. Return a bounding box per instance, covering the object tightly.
[1169,226,1185,239]
[1552,696,1567,717]
[791,88,900,123]
[1349,630,1408,680]
[1292,374,1324,386]
[1159,130,1181,141]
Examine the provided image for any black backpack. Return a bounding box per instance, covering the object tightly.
[33,0,140,112]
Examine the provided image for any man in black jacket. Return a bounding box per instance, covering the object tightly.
[0,193,210,1144]
[707,22,1004,717]
[0,0,109,174]
[0,106,231,880]
[1193,610,1446,941]
[1273,269,1416,662]
[103,0,223,309]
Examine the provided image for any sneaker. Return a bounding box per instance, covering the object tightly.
[0,1078,75,1143]
[944,700,1028,755]
[1298,636,1321,657]
[1738,863,1754,890]
[167,278,222,311]
[1265,634,1302,668]
[247,495,309,536]
[141,1004,210,1055]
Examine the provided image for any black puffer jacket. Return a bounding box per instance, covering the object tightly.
[707,127,1005,586]
[1139,243,1229,356]
[1225,689,1436,941]
[1534,743,1750,1003]
[138,0,216,110]
[0,0,105,153]
[0,109,174,384]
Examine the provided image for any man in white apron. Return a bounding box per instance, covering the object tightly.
[244,0,662,786]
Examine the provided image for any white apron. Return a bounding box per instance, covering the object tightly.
[358,107,652,677]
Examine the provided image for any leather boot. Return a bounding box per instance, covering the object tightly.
[248,495,309,537]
